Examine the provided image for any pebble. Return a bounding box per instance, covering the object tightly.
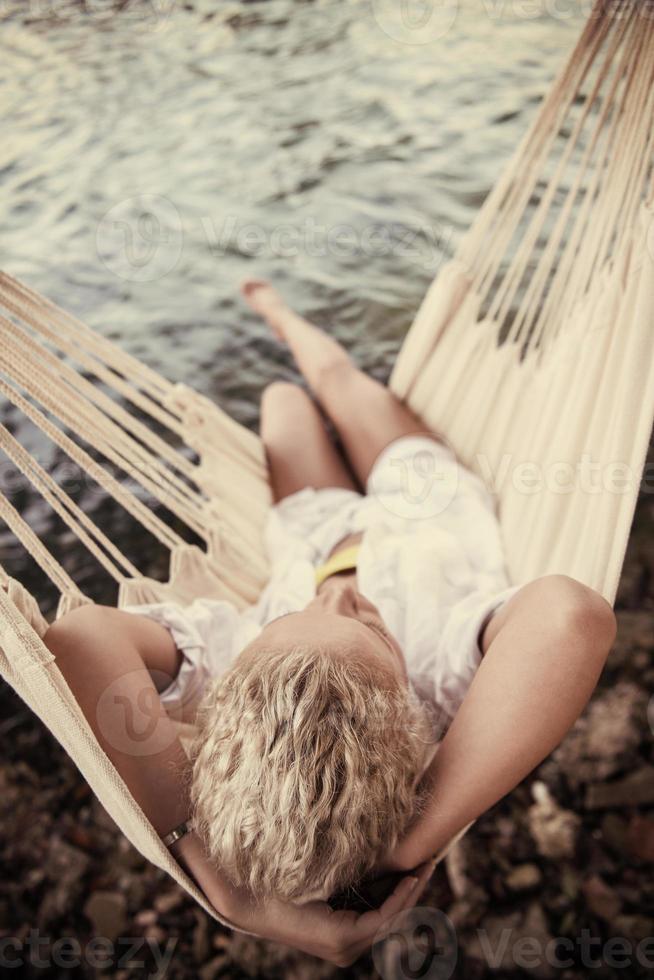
[581,874,622,922]
[83,890,128,941]
[585,765,654,809]
[600,813,629,855]
[192,909,211,962]
[528,782,580,859]
[553,683,646,786]
[506,863,542,892]
[467,903,556,980]
[626,815,654,862]
[154,888,185,914]
[199,955,228,980]
[134,908,157,928]
[613,914,654,944]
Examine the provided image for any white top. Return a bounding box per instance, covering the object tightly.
[125,435,520,738]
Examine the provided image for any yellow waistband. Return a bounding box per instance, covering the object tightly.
[315,544,360,588]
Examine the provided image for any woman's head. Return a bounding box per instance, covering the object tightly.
[190,581,432,902]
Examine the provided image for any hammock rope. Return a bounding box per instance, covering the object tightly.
[0,0,652,927]
[393,0,654,602]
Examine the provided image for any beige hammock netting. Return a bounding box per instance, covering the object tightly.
[1,0,653,928]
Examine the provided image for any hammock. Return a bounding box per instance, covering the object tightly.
[1,0,652,928]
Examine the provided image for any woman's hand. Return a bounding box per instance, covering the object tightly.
[225,860,436,967]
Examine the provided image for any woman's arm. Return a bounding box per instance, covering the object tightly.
[387,575,616,871]
[44,605,192,833]
[43,605,241,911]
[44,604,428,964]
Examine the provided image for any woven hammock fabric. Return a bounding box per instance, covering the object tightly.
[0,0,652,923]
[392,0,654,603]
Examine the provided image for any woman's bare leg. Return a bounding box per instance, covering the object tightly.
[243,280,440,486]
[260,380,358,502]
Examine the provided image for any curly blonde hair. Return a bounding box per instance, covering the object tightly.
[190,644,432,902]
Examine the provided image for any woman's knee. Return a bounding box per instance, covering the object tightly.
[44,604,113,658]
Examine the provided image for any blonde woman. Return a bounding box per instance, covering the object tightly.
[44,281,616,966]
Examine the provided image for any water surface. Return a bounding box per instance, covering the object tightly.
[0,0,583,599]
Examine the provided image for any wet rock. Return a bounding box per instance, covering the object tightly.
[114,835,146,871]
[38,837,91,923]
[559,865,580,902]
[583,684,646,760]
[528,782,580,859]
[443,835,489,918]
[626,815,654,862]
[581,874,622,922]
[154,887,185,915]
[212,933,232,952]
[199,954,228,980]
[83,890,128,941]
[134,909,157,928]
[613,609,652,655]
[585,765,654,810]
[505,863,542,893]
[193,909,212,962]
[143,924,167,945]
[448,893,487,929]
[552,683,646,787]
[467,902,556,979]
[613,914,654,944]
[445,839,472,900]
[600,813,630,856]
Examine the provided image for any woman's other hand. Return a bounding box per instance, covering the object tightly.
[226,860,436,967]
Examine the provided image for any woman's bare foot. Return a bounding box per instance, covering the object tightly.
[241,279,292,342]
